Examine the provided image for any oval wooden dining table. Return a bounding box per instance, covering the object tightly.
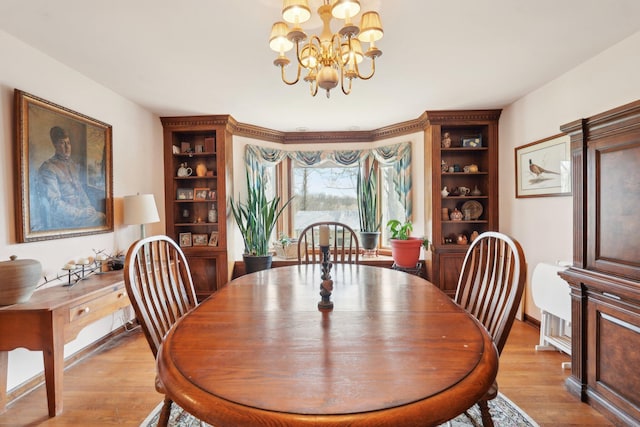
[157,264,498,427]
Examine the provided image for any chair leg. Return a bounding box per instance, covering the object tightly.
[158,396,173,427]
[478,399,494,427]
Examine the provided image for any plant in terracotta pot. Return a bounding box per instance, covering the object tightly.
[230,171,293,274]
[386,219,429,268]
[357,163,381,251]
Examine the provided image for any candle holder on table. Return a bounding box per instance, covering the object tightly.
[39,250,110,288]
[318,245,334,310]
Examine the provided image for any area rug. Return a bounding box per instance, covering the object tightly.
[140,392,539,427]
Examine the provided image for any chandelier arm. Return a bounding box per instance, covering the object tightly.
[310,78,318,96]
[280,61,302,85]
[295,36,322,69]
[340,35,357,68]
[353,57,376,80]
[340,70,352,95]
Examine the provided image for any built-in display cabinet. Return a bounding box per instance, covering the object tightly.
[161,115,232,301]
[426,110,501,296]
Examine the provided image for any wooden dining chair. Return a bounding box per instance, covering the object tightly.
[124,235,201,427]
[297,221,360,264]
[453,231,527,427]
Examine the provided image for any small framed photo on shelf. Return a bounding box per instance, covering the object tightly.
[194,187,210,200]
[192,233,209,246]
[194,143,204,153]
[461,135,482,148]
[179,232,192,247]
[180,142,191,153]
[177,188,194,200]
[208,232,219,247]
[208,190,216,200]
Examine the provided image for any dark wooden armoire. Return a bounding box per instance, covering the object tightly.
[559,100,640,426]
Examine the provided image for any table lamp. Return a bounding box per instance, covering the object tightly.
[123,194,160,239]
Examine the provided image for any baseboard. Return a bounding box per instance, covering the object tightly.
[523,313,541,328]
[6,325,135,406]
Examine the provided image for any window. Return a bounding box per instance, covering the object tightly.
[244,142,412,249]
[380,164,405,245]
[291,162,359,236]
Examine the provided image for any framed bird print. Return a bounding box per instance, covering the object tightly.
[515,133,571,198]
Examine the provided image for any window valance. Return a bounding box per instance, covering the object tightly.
[244,142,412,220]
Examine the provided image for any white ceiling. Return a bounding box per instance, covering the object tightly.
[1,0,640,132]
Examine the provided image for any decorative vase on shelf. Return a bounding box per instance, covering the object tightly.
[208,203,218,223]
[450,208,463,221]
[441,186,449,197]
[442,132,452,148]
[471,185,482,196]
[196,162,207,177]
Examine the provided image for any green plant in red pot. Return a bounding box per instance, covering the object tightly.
[387,219,429,268]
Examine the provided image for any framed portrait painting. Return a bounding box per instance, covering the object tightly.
[14,90,113,242]
[515,133,571,198]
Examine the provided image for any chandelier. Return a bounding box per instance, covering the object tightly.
[269,0,384,98]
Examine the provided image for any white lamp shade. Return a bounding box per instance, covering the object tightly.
[123,194,160,225]
[358,11,384,42]
[282,0,311,24]
[269,21,294,53]
[331,0,360,20]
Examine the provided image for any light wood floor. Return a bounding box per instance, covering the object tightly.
[1,320,614,427]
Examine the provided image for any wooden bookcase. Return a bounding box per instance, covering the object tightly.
[425,110,501,296]
[161,115,231,301]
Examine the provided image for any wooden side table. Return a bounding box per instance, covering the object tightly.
[0,271,129,416]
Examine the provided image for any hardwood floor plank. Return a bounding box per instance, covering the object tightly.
[0,321,615,426]
[497,321,613,426]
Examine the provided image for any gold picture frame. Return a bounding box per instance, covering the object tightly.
[515,133,571,198]
[194,187,210,201]
[14,90,113,242]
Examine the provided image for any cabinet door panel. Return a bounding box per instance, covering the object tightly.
[588,299,640,418]
[188,256,219,301]
[437,252,464,297]
[589,139,640,280]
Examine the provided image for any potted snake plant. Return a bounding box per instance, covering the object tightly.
[357,163,382,250]
[230,171,293,274]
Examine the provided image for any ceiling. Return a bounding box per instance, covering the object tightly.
[1,0,640,132]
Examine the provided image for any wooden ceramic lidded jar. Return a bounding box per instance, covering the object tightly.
[0,255,42,305]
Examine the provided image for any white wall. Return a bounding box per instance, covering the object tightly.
[0,30,164,391]
[499,30,640,320]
